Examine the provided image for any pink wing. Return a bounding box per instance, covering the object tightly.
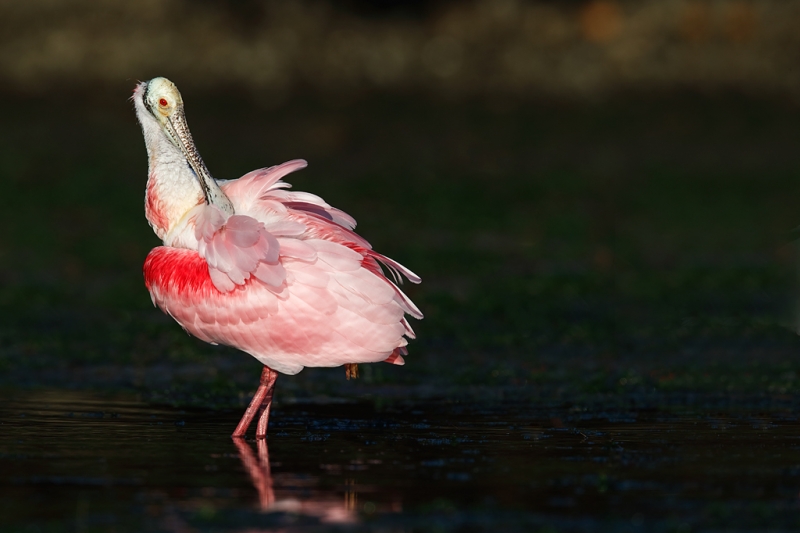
[144,160,422,375]
[233,160,421,284]
[186,203,303,293]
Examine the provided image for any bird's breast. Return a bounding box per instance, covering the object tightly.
[145,178,171,240]
[145,164,205,242]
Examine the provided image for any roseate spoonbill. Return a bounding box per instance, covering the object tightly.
[132,77,422,439]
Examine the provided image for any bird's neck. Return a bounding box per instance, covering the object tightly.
[143,129,205,242]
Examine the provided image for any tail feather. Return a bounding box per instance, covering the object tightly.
[384,350,406,365]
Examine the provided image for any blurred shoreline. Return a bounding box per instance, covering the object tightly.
[2,0,798,101]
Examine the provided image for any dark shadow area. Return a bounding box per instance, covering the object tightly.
[1,87,798,398]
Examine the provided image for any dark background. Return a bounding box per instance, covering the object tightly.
[4,1,800,531]
[1,0,798,400]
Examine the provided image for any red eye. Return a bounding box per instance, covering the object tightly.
[159,98,168,107]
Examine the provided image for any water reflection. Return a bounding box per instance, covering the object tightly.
[232,438,357,524]
[233,438,275,510]
[4,391,800,532]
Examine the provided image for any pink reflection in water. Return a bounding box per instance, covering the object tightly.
[232,438,358,524]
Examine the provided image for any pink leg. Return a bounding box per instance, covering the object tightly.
[232,366,278,439]
[255,369,277,439]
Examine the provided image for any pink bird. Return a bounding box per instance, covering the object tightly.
[132,77,422,439]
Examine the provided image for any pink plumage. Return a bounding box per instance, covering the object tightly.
[133,78,421,439]
[143,160,422,375]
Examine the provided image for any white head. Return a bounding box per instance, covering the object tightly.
[138,77,186,148]
[133,77,234,218]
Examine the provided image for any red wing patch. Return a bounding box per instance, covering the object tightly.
[144,246,219,297]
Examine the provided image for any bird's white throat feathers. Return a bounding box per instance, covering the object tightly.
[133,82,230,243]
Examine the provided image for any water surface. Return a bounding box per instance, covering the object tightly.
[3,391,800,532]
